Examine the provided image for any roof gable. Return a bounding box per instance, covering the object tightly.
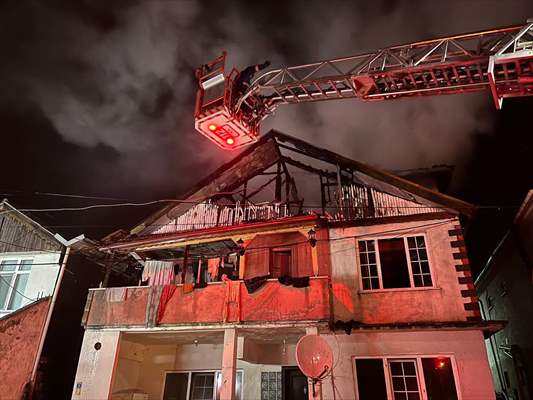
[130,130,474,237]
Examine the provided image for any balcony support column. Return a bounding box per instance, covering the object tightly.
[311,246,319,277]
[238,239,252,279]
[220,328,237,400]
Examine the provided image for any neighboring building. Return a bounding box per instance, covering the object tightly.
[73,131,503,400]
[0,199,65,318]
[0,200,136,399]
[476,190,533,400]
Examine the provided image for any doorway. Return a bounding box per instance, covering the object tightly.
[282,366,308,400]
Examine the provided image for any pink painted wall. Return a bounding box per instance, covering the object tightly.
[86,277,330,327]
[0,298,50,399]
[239,277,329,322]
[159,277,330,324]
[329,218,470,323]
[320,329,496,400]
[159,283,227,324]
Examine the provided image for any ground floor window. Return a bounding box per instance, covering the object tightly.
[354,356,458,400]
[163,370,243,400]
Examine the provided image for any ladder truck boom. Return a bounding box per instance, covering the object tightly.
[194,19,533,150]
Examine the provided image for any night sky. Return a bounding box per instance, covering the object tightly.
[1,0,532,274]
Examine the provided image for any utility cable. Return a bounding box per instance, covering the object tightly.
[0,274,37,303]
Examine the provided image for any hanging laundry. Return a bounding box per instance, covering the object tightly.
[244,275,269,294]
[182,283,194,294]
[197,258,203,283]
[227,253,238,265]
[157,284,177,323]
[223,280,241,322]
[142,261,175,286]
[107,287,128,302]
[278,276,310,288]
[207,257,220,281]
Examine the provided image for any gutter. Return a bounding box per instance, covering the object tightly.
[30,235,85,386]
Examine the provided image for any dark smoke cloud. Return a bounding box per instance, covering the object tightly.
[1,0,532,194]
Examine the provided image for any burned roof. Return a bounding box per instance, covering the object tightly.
[127,130,474,239]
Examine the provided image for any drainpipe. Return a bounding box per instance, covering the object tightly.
[30,235,84,387]
[479,299,508,399]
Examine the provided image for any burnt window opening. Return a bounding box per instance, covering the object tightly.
[355,357,458,400]
[358,235,432,290]
[379,238,411,289]
[355,359,388,400]
[270,249,291,278]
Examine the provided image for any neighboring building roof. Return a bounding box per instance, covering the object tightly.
[0,199,64,253]
[475,189,533,288]
[394,165,455,193]
[129,130,474,237]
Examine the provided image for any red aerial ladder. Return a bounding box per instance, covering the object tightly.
[194,19,533,150]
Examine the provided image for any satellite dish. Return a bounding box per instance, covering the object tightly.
[296,334,333,381]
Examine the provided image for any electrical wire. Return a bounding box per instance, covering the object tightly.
[0,274,36,303]
[1,202,518,216]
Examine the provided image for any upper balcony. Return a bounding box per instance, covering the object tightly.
[82,276,330,328]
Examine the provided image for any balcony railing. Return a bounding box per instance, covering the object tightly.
[82,276,330,328]
[147,184,442,236]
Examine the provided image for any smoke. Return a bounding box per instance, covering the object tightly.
[1,0,532,193]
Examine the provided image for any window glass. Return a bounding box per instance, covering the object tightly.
[359,241,380,290]
[7,273,29,310]
[378,239,410,289]
[407,236,432,287]
[389,360,420,400]
[355,359,387,400]
[421,358,458,400]
[190,372,214,400]
[0,260,17,272]
[19,260,33,271]
[163,372,189,400]
[0,274,13,308]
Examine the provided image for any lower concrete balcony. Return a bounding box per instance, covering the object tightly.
[83,276,330,328]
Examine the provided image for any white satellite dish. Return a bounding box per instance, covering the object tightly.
[296,334,334,394]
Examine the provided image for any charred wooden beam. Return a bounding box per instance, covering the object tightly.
[281,156,336,179]
[131,138,281,232]
[245,175,279,201]
[271,130,473,216]
[275,162,282,202]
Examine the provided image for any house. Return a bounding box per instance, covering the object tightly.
[72,131,503,400]
[476,190,533,400]
[0,199,66,319]
[0,200,136,399]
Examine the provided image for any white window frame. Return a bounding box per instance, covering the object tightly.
[352,354,462,400]
[356,234,435,292]
[0,258,33,311]
[162,369,244,400]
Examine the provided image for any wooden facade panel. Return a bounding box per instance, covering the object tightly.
[244,232,314,279]
[0,212,62,253]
